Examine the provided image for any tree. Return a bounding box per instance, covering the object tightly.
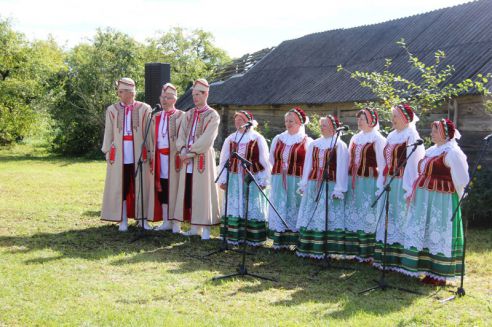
[337,39,491,123]
[0,18,65,145]
[49,27,231,156]
[144,27,230,93]
[51,28,146,156]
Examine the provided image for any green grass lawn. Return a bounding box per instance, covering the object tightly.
[0,143,491,326]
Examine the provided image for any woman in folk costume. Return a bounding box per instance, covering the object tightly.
[218,111,271,246]
[373,104,425,270]
[101,78,153,232]
[174,79,220,240]
[268,107,313,249]
[344,107,386,261]
[401,119,468,285]
[147,83,184,233]
[296,115,349,259]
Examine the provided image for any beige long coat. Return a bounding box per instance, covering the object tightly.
[101,102,152,222]
[173,107,220,226]
[147,109,184,222]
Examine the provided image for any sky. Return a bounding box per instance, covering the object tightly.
[1,0,472,58]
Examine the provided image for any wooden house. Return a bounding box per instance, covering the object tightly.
[177,0,492,164]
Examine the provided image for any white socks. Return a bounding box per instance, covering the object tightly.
[182,225,211,240]
[137,219,153,230]
[182,225,200,236]
[119,200,210,239]
[119,200,152,231]
[172,222,181,234]
[118,201,128,232]
[156,204,172,231]
[201,227,211,240]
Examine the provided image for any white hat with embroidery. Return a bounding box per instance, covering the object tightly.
[116,77,136,92]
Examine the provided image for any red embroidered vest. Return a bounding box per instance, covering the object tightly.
[349,142,378,178]
[414,154,455,193]
[271,138,307,177]
[383,142,406,178]
[229,140,265,174]
[308,147,337,182]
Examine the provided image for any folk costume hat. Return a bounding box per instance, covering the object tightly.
[326,114,341,131]
[394,103,415,122]
[289,106,309,125]
[162,83,178,99]
[433,118,461,141]
[192,78,210,92]
[358,107,379,129]
[393,103,420,131]
[116,77,136,92]
[234,110,258,128]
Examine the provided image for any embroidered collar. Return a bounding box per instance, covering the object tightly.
[313,136,338,149]
[120,101,136,109]
[162,108,176,116]
[195,105,209,114]
[231,129,257,144]
[278,130,306,145]
[351,129,382,145]
[386,126,416,144]
[425,140,459,158]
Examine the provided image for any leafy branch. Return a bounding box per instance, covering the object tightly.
[337,39,491,121]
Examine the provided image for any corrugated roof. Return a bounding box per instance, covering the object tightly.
[177,0,492,110]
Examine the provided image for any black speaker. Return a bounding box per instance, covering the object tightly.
[145,63,171,107]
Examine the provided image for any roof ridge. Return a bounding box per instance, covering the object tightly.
[283,0,480,43]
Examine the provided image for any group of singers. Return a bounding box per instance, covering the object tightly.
[101,77,469,286]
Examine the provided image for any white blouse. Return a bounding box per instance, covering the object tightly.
[299,136,349,198]
[123,106,134,164]
[218,130,271,187]
[269,130,313,167]
[348,129,387,191]
[385,126,425,198]
[156,113,170,179]
[420,140,469,197]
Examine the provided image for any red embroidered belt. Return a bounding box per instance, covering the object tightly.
[158,148,170,155]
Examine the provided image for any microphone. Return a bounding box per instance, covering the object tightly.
[239,121,253,129]
[484,133,492,141]
[336,125,349,132]
[407,139,424,147]
[151,104,163,115]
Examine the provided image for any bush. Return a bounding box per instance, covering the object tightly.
[462,166,492,228]
[0,20,65,145]
[50,29,145,157]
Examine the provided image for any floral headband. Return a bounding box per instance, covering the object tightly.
[289,106,308,125]
[359,107,378,127]
[394,104,414,123]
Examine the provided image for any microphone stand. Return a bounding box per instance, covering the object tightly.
[304,130,358,274]
[205,126,251,257]
[130,105,161,243]
[213,152,290,282]
[359,141,422,294]
[441,135,491,302]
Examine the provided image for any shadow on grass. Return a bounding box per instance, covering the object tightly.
[226,253,436,319]
[0,224,459,318]
[0,225,174,261]
[0,225,246,275]
[0,152,102,166]
[83,210,101,217]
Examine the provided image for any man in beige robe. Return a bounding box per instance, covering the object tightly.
[174,78,220,240]
[147,83,184,233]
[101,77,152,232]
